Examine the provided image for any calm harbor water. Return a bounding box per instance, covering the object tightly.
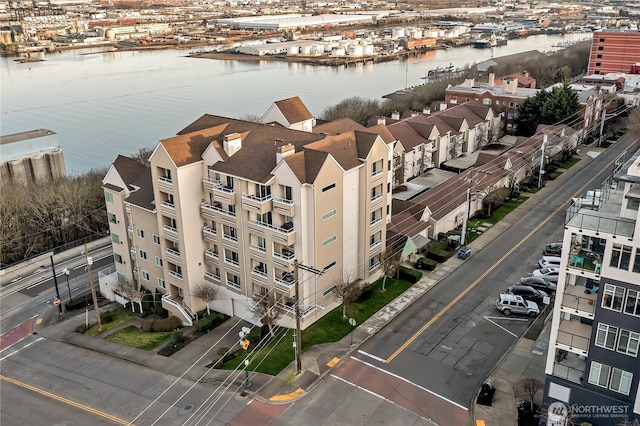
[0,33,591,173]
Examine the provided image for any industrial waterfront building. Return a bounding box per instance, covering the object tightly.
[542,149,640,425]
[0,129,66,185]
[588,30,640,75]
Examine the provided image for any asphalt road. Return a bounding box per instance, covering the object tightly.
[349,136,639,414]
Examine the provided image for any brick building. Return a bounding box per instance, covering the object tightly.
[588,30,640,75]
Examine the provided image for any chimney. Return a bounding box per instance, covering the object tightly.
[391,111,400,120]
[502,78,517,94]
[377,116,386,125]
[411,111,419,117]
[276,143,295,163]
[523,70,529,78]
[423,107,431,114]
[488,72,495,88]
[223,133,242,157]
[440,102,447,111]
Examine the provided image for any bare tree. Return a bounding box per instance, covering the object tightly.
[515,378,543,413]
[332,273,363,319]
[131,147,153,167]
[250,291,282,337]
[116,281,144,312]
[239,113,262,123]
[629,107,640,134]
[380,249,401,292]
[194,283,217,315]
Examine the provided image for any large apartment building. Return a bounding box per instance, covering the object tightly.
[588,30,640,75]
[102,101,393,328]
[542,149,640,425]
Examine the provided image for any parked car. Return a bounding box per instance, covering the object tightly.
[507,285,549,306]
[538,256,561,268]
[543,242,563,256]
[520,276,557,293]
[495,293,540,317]
[458,246,472,260]
[533,266,560,284]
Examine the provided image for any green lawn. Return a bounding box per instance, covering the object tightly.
[222,278,413,375]
[559,157,581,169]
[86,314,133,336]
[465,196,529,243]
[105,325,173,350]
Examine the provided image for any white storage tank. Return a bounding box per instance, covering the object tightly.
[364,44,374,55]
[424,30,439,38]
[288,45,300,55]
[301,44,312,55]
[391,27,405,39]
[437,30,445,38]
[314,44,325,55]
[347,44,364,56]
[331,46,346,56]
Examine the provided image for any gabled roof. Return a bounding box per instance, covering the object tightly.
[161,125,229,167]
[366,123,396,144]
[274,96,314,125]
[284,149,329,184]
[111,155,148,190]
[303,131,363,171]
[126,167,155,211]
[313,118,366,135]
[387,199,428,238]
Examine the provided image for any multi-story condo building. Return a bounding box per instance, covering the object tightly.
[588,30,640,75]
[542,149,640,425]
[102,104,393,328]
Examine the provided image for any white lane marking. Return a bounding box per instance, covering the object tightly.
[483,316,527,337]
[357,350,386,363]
[0,337,43,361]
[330,374,435,424]
[349,356,468,411]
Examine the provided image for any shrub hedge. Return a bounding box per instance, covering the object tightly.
[427,246,450,263]
[417,257,436,271]
[398,266,422,283]
[144,316,182,332]
[195,313,227,333]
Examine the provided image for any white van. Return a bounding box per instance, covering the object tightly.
[538,256,561,268]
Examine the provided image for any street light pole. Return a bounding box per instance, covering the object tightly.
[538,133,548,189]
[244,359,251,386]
[460,187,471,247]
[49,255,63,317]
[63,268,73,303]
[86,251,102,332]
[293,261,325,375]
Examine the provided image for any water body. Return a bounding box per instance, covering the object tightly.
[0,33,591,173]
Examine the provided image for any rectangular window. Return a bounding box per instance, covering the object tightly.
[114,253,123,264]
[139,250,147,260]
[602,284,625,312]
[142,271,150,281]
[624,289,640,316]
[155,256,163,267]
[595,323,618,350]
[617,329,639,356]
[322,183,336,192]
[153,234,160,245]
[158,278,165,289]
[322,209,337,220]
[628,199,640,211]
[610,369,632,395]
[111,233,120,244]
[588,361,610,388]
[108,213,117,224]
[595,62,601,67]
[596,54,602,59]
[323,261,336,271]
[371,160,383,176]
[598,46,604,51]
[137,228,144,238]
[599,38,605,42]
[322,235,337,247]
[104,192,114,203]
[610,244,632,270]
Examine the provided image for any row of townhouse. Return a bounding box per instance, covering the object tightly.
[370,100,503,182]
[386,124,580,253]
[102,97,394,328]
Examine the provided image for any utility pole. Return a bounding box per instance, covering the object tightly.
[598,109,606,147]
[461,187,471,247]
[538,133,548,189]
[49,255,63,318]
[293,261,324,374]
[85,243,101,332]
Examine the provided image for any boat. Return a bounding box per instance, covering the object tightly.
[473,34,508,49]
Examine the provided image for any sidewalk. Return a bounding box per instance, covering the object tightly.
[28,147,599,424]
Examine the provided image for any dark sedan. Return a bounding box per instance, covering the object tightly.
[543,242,563,256]
[507,285,549,306]
[520,276,557,293]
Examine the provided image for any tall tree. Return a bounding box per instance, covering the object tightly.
[250,291,282,337]
[380,249,401,292]
[515,84,578,137]
[194,283,217,315]
[332,273,362,319]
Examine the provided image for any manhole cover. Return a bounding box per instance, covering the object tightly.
[177,403,196,416]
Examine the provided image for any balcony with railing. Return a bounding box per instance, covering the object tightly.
[565,203,635,239]
[202,226,217,242]
[224,256,239,268]
[250,244,267,257]
[369,239,382,252]
[226,279,241,291]
[273,246,295,264]
[273,197,295,216]
[248,220,296,245]
[369,261,381,272]
[204,249,219,263]
[241,193,273,214]
[165,247,181,262]
[204,271,220,284]
[163,225,179,242]
[127,225,133,237]
[370,216,382,227]
[201,202,236,222]
[556,318,591,356]
[222,232,237,244]
[251,266,268,283]
[370,192,383,204]
[160,200,176,217]
[168,269,183,280]
[552,351,586,385]
[157,175,173,190]
[202,177,236,204]
[568,249,603,275]
[560,285,597,319]
[274,273,296,296]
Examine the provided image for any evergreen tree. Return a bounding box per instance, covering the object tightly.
[515,84,579,137]
[515,90,548,136]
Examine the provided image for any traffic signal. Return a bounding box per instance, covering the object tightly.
[242,339,250,350]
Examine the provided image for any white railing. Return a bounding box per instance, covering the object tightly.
[249,220,295,235]
[242,193,272,202]
[160,201,175,209]
[252,268,268,278]
[205,249,219,260]
[225,257,239,266]
[204,271,220,282]
[250,245,266,253]
[370,217,382,226]
[201,202,236,218]
[226,280,241,290]
[203,226,217,237]
[161,294,192,326]
[163,225,178,234]
[273,196,294,205]
[371,193,383,202]
[369,262,381,272]
[168,270,183,280]
[222,233,237,242]
[158,176,173,185]
[370,240,382,250]
[274,277,296,289]
[273,250,295,261]
[166,248,180,258]
[182,300,197,320]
